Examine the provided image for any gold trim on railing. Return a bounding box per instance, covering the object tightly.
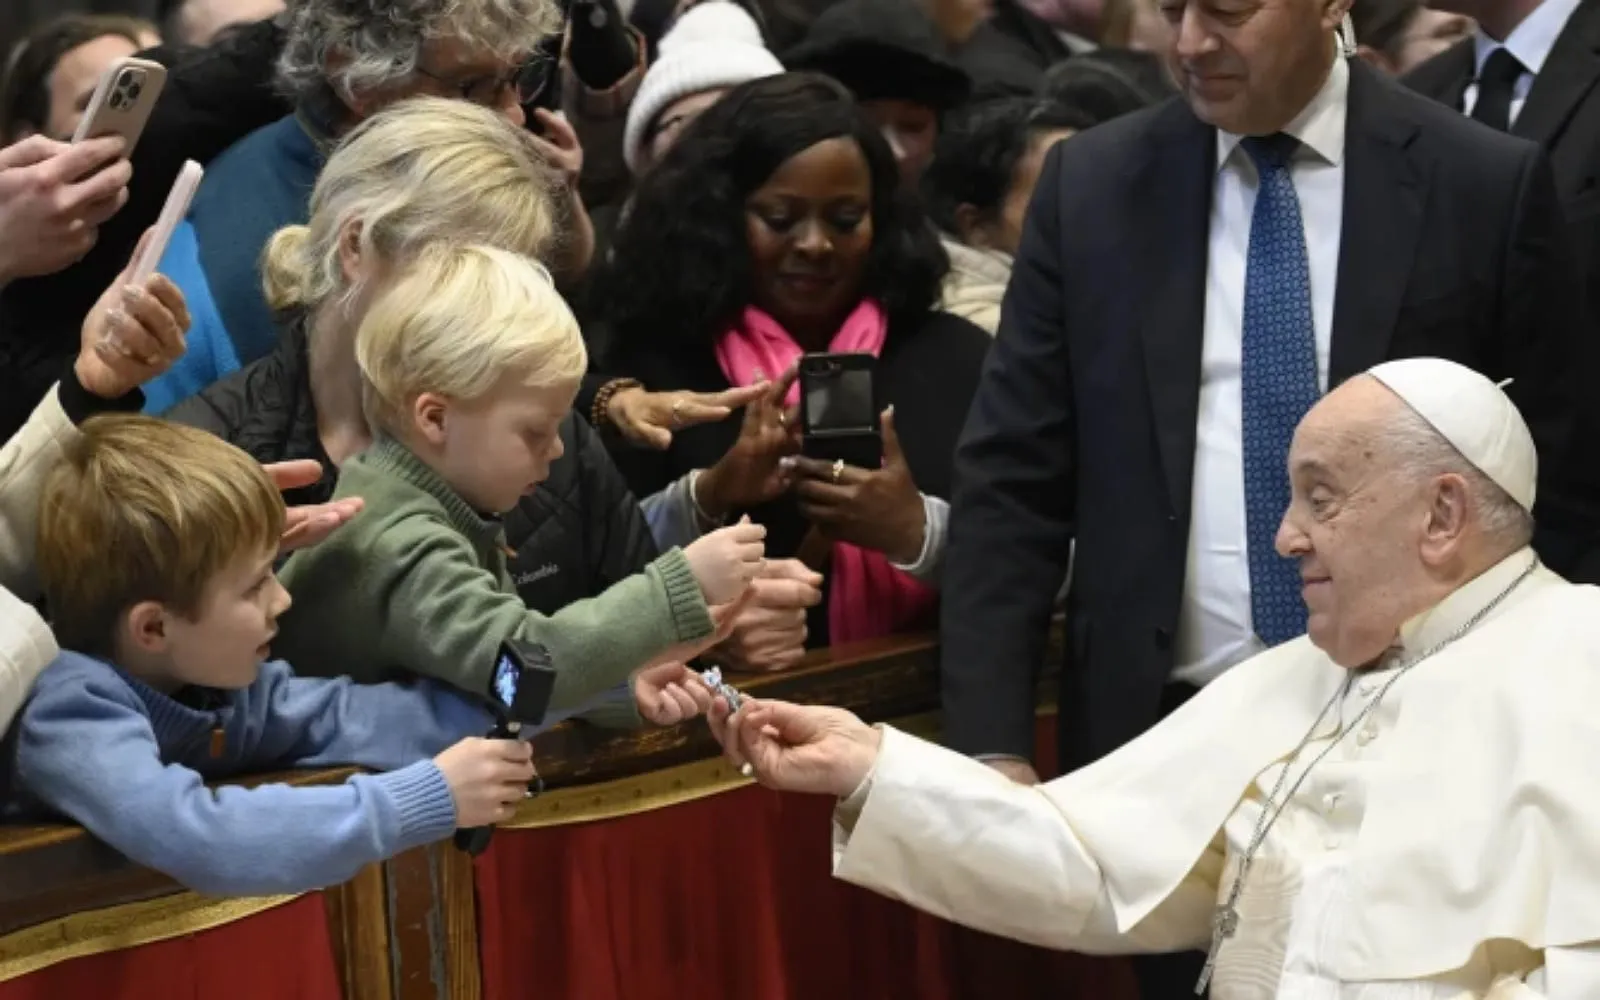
[501,711,947,830]
[0,892,301,983]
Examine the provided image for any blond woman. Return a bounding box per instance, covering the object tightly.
[168,96,794,681]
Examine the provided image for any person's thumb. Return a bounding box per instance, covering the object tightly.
[880,405,905,466]
[713,586,756,627]
[757,700,819,743]
[642,423,673,449]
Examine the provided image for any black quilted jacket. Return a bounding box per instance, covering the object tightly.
[166,320,660,616]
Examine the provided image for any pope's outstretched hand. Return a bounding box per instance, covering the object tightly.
[707,697,882,798]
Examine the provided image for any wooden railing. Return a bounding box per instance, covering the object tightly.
[0,630,1060,997]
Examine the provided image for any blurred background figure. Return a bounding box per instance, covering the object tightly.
[162,0,285,46]
[1037,47,1175,123]
[921,96,1084,334]
[0,14,161,142]
[784,0,972,181]
[1349,0,1473,74]
[623,0,784,177]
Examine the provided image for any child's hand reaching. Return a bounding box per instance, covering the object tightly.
[633,662,714,726]
[434,737,538,828]
[684,516,766,605]
[643,588,755,671]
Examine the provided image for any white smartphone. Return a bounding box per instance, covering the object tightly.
[72,57,167,149]
[129,160,203,285]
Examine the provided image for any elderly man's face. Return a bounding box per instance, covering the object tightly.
[1274,378,1432,667]
[1159,0,1345,135]
[382,36,532,127]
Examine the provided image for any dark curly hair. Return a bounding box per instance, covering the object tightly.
[921,97,1092,236]
[594,72,947,355]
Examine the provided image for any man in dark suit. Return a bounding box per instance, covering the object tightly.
[1403,0,1597,175]
[938,0,1590,993]
[1404,0,1600,578]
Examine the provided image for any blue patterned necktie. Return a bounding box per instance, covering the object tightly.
[1240,133,1318,646]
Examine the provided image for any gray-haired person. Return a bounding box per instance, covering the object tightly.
[137,0,599,415]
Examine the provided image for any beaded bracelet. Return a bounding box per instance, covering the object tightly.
[590,377,642,434]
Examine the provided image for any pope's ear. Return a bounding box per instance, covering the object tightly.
[1420,472,1474,559]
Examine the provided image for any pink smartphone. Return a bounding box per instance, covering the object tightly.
[129,160,203,285]
[72,57,167,149]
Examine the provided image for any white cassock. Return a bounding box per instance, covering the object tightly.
[832,550,1600,997]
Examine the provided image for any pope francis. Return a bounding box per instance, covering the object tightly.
[707,358,1600,998]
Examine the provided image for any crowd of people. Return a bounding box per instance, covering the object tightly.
[2,0,1600,995]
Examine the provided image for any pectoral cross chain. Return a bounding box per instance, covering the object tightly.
[1195,904,1238,995]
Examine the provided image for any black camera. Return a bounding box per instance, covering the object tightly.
[453,638,558,856]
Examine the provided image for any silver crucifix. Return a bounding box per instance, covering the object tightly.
[1194,904,1238,994]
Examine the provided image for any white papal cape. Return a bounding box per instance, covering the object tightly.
[831,552,1600,993]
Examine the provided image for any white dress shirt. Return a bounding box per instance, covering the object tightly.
[1463,0,1582,126]
[1173,55,1347,686]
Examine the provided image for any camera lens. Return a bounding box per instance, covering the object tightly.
[125,82,142,99]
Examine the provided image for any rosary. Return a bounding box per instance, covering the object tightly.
[698,667,756,777]
[698,666,744,714]
[1194,556,1539,995]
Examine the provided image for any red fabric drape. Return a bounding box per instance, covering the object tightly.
[0,894,342,1000]
[476,716,1137,1000]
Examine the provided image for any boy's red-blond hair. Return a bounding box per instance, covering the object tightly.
[38,415,285,654]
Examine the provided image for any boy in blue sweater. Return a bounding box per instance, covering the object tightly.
[4,415,538,896]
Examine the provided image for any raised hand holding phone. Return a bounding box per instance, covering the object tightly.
[128,160,202,286]
[75,230,191,399]
[94,161,201,361]
[72,57,166,148]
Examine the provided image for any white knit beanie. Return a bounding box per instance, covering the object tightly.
[623,2,784,175]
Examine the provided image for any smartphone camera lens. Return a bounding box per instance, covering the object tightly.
[109,69,142,110]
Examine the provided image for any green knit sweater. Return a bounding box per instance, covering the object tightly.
[274,436,714,728]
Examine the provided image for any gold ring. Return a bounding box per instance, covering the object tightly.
[670,399,684,426]
[831,459,845,483]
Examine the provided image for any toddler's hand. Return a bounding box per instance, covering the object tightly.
[683,515,766,605]
[633,661,713,726]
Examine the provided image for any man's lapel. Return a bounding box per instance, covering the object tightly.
[1514,0,1600,146]
[1329,61,1427,385]
[1136,101,1214,519]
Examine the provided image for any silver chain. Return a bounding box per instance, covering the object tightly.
[1195,555,1539,995]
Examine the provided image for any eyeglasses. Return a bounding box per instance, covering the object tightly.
[416,56,554,108]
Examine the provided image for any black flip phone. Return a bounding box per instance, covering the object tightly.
[798,352,882,469]
[453,639,557,856]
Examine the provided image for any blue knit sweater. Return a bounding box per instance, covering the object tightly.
[4,651,492,896]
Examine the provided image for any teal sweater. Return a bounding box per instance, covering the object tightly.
[275,437,714,727]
